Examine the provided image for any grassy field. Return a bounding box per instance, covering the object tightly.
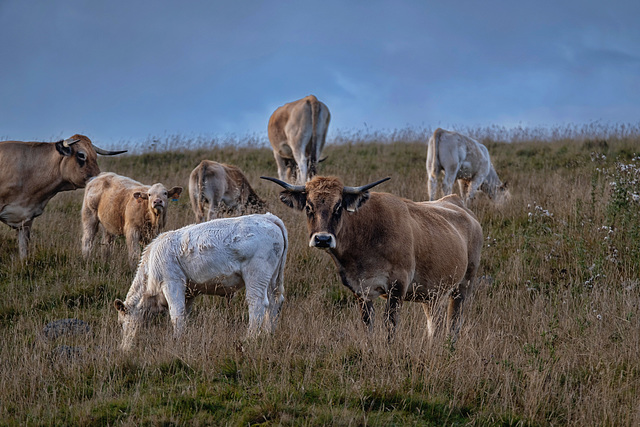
[1,127,639,425]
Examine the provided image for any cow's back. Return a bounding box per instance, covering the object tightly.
[268,95,317,152]
[409,195,482,291]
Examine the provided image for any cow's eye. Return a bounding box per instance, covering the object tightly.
[305,203,313,215]
[76,151,86,166]
[333,201,342,214]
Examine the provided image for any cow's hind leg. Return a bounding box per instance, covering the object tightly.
[242,273,270,337]
[441,167,459,197]
[264,269,285,334]
[81,210,99,259]
[273,153,289,183]
[427,173,439,201]
[421,302,437,341]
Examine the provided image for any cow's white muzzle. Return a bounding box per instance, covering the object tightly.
[310,232,336,249]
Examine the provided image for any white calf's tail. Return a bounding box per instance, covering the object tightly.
[266,213,288,302]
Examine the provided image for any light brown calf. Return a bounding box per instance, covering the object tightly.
[81,172,182,267]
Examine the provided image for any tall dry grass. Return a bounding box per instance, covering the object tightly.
[0,125,639,425]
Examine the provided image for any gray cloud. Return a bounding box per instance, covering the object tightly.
[1,0,638,144]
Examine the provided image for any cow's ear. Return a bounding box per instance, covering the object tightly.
[279,190,307,211]
[55,140,73,157]
[168,187,183,199]
[133,192,149,201]
[114,299,127,314]
[344,192,370,212]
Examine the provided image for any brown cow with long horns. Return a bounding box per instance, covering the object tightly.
[262,175,483,340]
[0,134,126,259]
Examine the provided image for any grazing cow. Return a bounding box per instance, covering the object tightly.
[189,160,266,222]
[0,135,126,259]
[268,95,331,184]
[113,213,288,350]
[81,172,182,267]
[262,175,483,340]
[426,128,509,204]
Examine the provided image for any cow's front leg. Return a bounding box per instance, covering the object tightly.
[17,221,32,259]
[447,284,467,342]
[465,178,484,204]
[357,297,374,332]
[384,281,404,340]
[164,283,187,338]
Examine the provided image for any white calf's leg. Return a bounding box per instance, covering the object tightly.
[163,281,188,337]
[243,278,270,337]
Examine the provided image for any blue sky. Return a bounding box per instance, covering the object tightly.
[1,0,639,146]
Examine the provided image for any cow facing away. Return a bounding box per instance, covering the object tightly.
[188,160,266,222]
[81,172,182,267]
[426,128,509,204]
[113,213,288,350]
[0,135,126,259]
[268,95,330,184]
[262,175,483,341]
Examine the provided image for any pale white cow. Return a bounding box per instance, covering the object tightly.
[113,213,288,350]
[426,128,509,204]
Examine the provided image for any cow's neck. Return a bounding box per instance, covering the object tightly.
[124,256,148,309]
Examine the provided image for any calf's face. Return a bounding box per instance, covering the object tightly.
[134,184,183,214]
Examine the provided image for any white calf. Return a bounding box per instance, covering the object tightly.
[113,213,288,350]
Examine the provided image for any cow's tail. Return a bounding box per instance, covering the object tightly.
[267,213,288,303]
[194,163,208,220]
[426,128,444,200]
[429,128,445,173]
[309,96,319,176]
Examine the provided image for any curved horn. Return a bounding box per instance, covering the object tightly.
[343,177,391,195]
[319,156,328,163]
[260,176,305,192]
[62,138,80,147]
[91,143,127,156]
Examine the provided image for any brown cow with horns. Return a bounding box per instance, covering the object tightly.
[0,135,126,259]
[261,175,483,340]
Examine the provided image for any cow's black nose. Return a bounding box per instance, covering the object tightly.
[314,234,332,248]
